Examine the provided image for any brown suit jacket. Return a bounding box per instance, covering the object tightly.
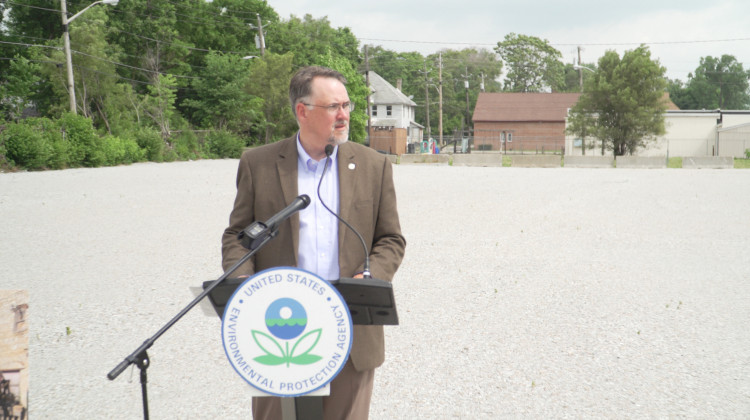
[221,136,406,371]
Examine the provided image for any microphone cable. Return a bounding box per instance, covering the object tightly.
[317,144,372,278]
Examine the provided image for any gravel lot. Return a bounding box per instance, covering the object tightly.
[1,160,749,419]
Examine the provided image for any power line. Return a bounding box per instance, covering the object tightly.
[0,39,61,51]
[4,1,63,13]
[68,48,202,79]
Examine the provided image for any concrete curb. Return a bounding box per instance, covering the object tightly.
[564,156,615,168]
[399,154,450,165]
[510,155,561,168]
[616,156,667,169]
[452,154,504,167]
[682,156,733,169]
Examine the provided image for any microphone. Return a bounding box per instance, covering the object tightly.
[238,194,311,250]
[318,145,372,278]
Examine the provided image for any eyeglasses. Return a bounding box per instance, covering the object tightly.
[302,101,355,114]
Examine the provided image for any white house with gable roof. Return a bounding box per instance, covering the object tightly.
[366,71,423,155]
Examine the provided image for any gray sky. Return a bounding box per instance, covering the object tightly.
[269,0,750,82]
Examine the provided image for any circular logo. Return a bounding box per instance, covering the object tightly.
[221,267,353,397]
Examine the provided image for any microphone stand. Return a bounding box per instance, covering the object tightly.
[107,227,276,420]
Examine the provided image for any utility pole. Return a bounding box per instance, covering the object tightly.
[420,60,431,140]
[61,0,76,114]
[60,0,119,115]
[577,46,583,91]
[438,52,443,146]
[256,13,265,56]
[462,66,471,139]
[365,45,371,145]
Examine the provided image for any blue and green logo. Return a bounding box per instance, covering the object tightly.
[252,298,322,367]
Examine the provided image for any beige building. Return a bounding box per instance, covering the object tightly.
[565,109,750,158]
[1,290,28,419]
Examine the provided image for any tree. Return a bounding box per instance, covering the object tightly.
[245,53,297,144]
[560,62,597,93]
[44,7,122,125]
[0,55,43,121]
[434,48,503,136]
[670,55,750,110]
[183,52,261,133]
[495,33,564,92]
[142,73,178,139]
[266,14,360,69]
[567,45,668,156]
[316,49,369,143]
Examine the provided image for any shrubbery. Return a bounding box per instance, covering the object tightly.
[58,112,105,167]
[133,127,165,162]
[204,130,245,159]
[171,130,201,160]
[0,114,248,171]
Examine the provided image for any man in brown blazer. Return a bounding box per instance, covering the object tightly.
[221,66,406,419]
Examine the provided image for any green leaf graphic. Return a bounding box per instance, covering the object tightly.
[290,354,323,365]
[290,328,322,358]
[252,330,285,358]
[254,355,287,365]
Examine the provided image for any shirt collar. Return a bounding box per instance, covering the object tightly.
[296,132,338,172]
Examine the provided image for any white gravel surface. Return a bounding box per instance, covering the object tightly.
[1,161,749,419]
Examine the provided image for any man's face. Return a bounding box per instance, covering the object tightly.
[299,77,350,149]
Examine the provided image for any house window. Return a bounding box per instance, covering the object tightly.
[371,105,377,117]
[13,304,27,333]
[507,133,513,143]
[386,105,392,116]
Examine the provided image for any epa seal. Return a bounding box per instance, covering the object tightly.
[221,267,353,397]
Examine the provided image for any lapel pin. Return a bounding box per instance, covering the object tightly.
[348,163,356,170]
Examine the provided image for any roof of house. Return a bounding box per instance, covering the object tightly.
[473,92,581,123]
[473,92,680,123]
[367,71,416,107]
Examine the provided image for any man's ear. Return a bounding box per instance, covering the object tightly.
[295,102,308,121]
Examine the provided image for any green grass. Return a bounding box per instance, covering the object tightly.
[502,155,511,167]
[667,157,682,168]
[735,158,750,169]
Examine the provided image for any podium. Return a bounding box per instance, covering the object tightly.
[203,277,399,326]
[203,275,398,420]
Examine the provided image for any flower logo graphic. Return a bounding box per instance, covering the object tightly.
[265,298,307,339]
[252,298,322,367]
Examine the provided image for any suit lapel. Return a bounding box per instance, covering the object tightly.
[277,137,300,262]
[337,142,357,252]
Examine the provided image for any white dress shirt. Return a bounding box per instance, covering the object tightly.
[296,135,340,281]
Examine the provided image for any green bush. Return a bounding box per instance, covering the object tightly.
[57,113,104,167]
[204,130,244,158]
[46,128,70,170]
[172,130,200,160]
[745,149,750,159]
[133,128,165,162]
[1,120,53,170]
[102,135,145,165]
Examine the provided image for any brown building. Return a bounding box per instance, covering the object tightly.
[0,290,28,419]
[472,92,581,153]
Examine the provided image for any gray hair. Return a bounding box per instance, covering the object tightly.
[289,66,347,118]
